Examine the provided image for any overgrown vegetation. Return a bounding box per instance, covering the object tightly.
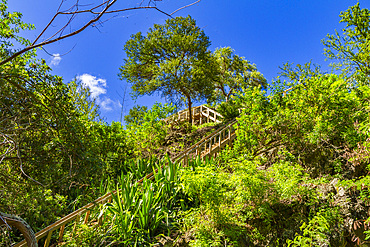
[2,1,370,246]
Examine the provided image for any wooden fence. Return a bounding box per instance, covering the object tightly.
[15,118,236,247]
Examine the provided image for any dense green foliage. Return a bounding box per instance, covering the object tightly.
[124,105,148,125]
[2,1,370,247]
[125,103,175,158]
[211,47,267,103]
[59,158,176,246]
[0,1,92,228]
[0,0,173,235]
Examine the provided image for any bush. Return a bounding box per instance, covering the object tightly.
[216,100,240,122]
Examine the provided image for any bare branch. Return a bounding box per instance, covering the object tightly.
[41,44,77,57]
[18,147,45,187]
[170,0,201,16]
[0,0,117,66]
[0,133,15,165]
[0,0,201,67]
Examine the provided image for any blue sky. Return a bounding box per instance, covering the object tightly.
[8,0,370,123]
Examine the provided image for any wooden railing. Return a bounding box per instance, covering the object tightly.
[15,117,236,247]
[171,119,237,164]
[164,105,223,125]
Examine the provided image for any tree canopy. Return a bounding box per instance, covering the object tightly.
[323,3,370,82]
[124,105,148,126]
[211,47,267,103]
[119,16,217,123]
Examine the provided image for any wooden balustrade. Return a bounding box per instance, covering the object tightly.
[164,105,223,125]
[16,111,235,247]
[169,120,236,167]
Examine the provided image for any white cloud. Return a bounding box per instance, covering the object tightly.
[77,74,107,99]
[77,73,121,112]
[50,54,62,66]
[98,97,122,111]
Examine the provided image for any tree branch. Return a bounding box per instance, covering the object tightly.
[170,0,201,16]
[0,0,201,67]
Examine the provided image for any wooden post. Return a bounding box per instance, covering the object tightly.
[218,132,221,147]
[73,214,81,232]
[44,230,53,247]
[192,107,194,125]
[58,224,66,243]
[83,210,90,224]
[200,105,203,125]
[183,154,188,166]
[195,145,199,156]
[228,125,231,145]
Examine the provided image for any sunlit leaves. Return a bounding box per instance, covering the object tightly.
[323,3,370,81]
[211,47,267,103]
[126,103,175,157]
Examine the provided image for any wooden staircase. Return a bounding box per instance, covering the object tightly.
[15,106,236,247]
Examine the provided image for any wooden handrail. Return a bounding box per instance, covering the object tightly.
[171,119,236,162]
[16,109,235,247]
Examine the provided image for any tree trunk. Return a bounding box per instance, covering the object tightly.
[0,212,38,247]
[187,97,192,124]
[225,88,233,103]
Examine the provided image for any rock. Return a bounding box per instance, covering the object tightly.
[337,187,345,197]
